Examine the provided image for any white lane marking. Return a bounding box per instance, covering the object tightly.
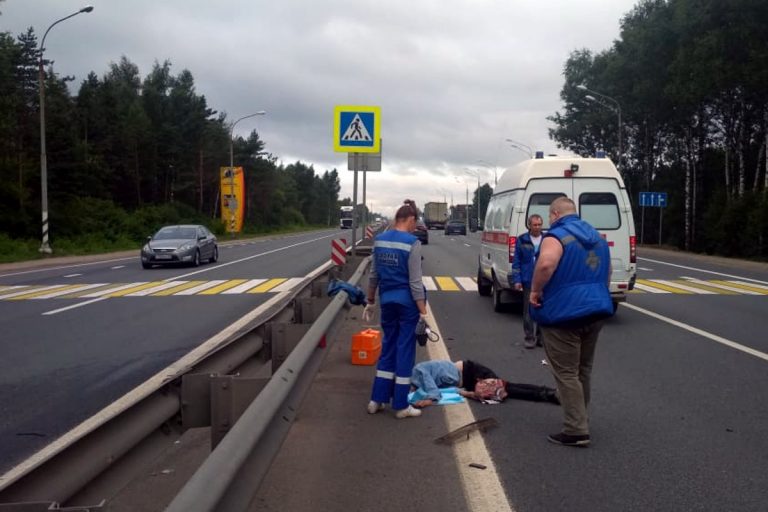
[79,282,147,298]
[649,279,716,294]
[171,232,339,281]
[632,283,670,293]
[0,285,65,300]
[0,256,135,278]
[221,279,267,294]
[728,280,768,291]
[43,298,107,316]
[125,281,188,297]
[422,276,437,291]
[637,267,653,271]
[174,280,227,295]
[621,303,768,363]
[111,265,125,270]
[463,243,471,247]
[638,257,768,285]
[31,283,107,299]
[270,277,305,293]
[63,273,82,278]
[455,277,476,291]
[0,286,30,298]
[423,306,515,512]
[680,277,761,295]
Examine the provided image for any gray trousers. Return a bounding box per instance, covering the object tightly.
[522,287,541,341]
[541,320,604,435]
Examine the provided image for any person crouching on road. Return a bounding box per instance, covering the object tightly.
[511,214,544,349]
[530,197,614,447]
[409,359,559,407]
[365,199,427,419]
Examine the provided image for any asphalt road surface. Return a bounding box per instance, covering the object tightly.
[0,229,344,473]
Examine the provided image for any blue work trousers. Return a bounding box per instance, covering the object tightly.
[371,302,419,410]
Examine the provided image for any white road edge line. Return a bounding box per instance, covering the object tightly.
[621,303,768,363]
[42,297,108,316]
[638,257,768,285]
[424,305,515,512]
[0,257,136,278]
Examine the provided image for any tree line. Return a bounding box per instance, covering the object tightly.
[0,25,344,254]
[548,0,768,259]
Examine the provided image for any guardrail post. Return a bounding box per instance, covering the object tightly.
[211,376,268,448]
[267,323,311,372]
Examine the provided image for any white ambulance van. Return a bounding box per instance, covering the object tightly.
[477,153,636,312]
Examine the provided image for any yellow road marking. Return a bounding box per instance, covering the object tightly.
[197,279,249,295]
[635,279,692,294]
[434,276,460,291]
[249,278,287,293]
[151,281,207,296]
[711,280,768,295]
[108,282,166,297]
[60,283,127,298]
[6,285,81,300]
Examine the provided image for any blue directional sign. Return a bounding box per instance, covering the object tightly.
[333,105,381,153]
[639,192,668,207]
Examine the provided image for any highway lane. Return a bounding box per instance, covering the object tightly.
[419,230,768,512]
[0,229,345,473]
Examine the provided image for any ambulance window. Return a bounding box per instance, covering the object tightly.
[580,193,620,229]
[485,200,498,231]
[528,193,566,228]
[500,194,514,231]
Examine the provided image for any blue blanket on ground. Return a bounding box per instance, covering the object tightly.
[408,387,465,405]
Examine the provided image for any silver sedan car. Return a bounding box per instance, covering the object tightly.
[141,224,218,268]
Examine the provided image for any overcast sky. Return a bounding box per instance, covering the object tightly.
[3,0,638,217]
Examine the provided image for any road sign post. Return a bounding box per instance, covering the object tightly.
[639,192,668,246]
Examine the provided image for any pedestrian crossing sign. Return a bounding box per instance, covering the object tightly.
[334,105,381,153]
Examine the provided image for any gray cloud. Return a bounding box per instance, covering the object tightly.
[3,0,638,215]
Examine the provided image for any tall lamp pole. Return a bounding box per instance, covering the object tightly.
[454,176,469,233]
[505,138,533,158]
[228,111,266,237]
[577,85,622,168]
[38,5,94,254]
[464,168,482,231]
[476,159,497,187]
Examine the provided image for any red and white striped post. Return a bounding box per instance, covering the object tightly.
[365,225,373,239]
[331,238,347,266]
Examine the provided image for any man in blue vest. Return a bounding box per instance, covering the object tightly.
[510,214,544,349]
[365,200,426,419]
[530,197,613,447]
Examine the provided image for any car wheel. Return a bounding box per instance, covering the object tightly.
[210,245,219,263]
[477,269,492,296]
[492,279,506,313]
[193,249,200,267]
[141,261,151,269]
[613,301,619,314]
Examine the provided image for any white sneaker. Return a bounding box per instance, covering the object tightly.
[395,406,422,419]
[367,401,384,414]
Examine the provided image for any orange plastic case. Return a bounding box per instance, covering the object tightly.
[351,329,382,365]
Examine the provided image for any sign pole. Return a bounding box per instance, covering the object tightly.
[351,155,359,257]
[362,162,367,235]
[659,206,663,246]
[641,205,645,245]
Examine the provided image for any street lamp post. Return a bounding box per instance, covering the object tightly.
[228,111,266,237]
[454,176,469,233]
[464,168,482,231]
[476,159,497,187]
[505,138,533,158]
[38,5,94,254]
[577,85,622,168]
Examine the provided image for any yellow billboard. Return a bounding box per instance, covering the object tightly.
[220,166,245,233]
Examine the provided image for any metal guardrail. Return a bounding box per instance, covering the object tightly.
[165,256,369,512]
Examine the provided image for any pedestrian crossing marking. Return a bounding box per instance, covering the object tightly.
[434,276,460,291]
[198,279,249,295]
[151,280,206,296]
[341,113,372,142]
[2,277,767,301]
[248,278,286,293]
[107,282,166,297]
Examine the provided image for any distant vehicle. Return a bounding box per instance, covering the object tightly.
[444,219,467,235]
[478,153,636,312]
[414,220,429,245]
[340,206,354,229]
[423,202,447,230]
[141,224,218,268]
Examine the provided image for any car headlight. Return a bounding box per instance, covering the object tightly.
[178,242,194,252]
[142,244,152,253]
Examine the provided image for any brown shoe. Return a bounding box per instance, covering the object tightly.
[547,432,590,447]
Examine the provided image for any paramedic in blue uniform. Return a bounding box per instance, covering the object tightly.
[530,197,613,447]
[511,214,544,348]
[365,199,426,419]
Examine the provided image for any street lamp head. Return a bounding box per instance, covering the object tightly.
[80,5,94,13]
[256,110,267,115]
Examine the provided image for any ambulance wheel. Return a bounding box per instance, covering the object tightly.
[492,280,506,312]
[613,301,620,314]
[477,269,492,296]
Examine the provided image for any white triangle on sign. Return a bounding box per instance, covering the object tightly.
[341,114,372,142]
